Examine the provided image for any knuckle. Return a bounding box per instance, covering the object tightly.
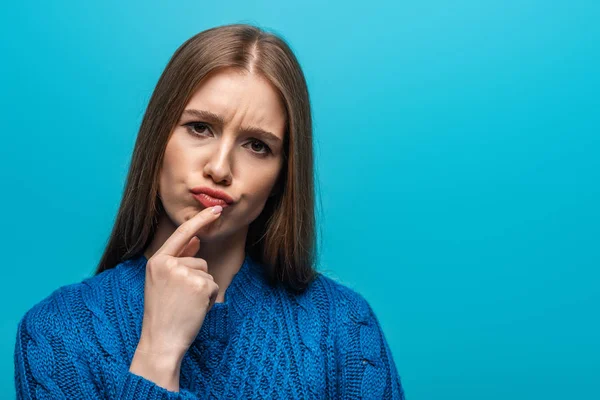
[192,278,209,293]
[147,257,162,273]
[197,259,208,270]
[172,265,188,279]
[165,257,178,270]
[188,258,208,271]
[146,257,156,270]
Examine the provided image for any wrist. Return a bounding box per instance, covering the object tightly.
[129,344,184,392]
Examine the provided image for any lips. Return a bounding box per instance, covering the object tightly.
[190,187,234,208]
[192,193,231,208]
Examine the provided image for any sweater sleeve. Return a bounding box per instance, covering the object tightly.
[13,292,199,400]
[335,287,406,399]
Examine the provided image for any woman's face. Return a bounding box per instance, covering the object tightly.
[158,67,286,243]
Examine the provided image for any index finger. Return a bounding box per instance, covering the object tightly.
[156,205,223,257]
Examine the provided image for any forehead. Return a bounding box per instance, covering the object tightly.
[184,68,287,137]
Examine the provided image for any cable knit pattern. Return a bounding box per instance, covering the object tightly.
[14,254,406,399]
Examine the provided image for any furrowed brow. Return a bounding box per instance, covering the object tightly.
[182,108,282,145]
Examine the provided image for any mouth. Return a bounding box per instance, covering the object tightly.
[191,193,231,209]
[189,186,234,209]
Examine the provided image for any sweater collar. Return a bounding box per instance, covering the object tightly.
[122,252,269,344]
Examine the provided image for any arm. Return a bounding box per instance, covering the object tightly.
[335,288,406,399]
[13,294,199,400]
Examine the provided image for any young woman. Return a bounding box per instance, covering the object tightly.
[14,23,406,399]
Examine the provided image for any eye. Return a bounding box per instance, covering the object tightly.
[183,122,212,136]
[183,122,272,157]
[245,139,272,156]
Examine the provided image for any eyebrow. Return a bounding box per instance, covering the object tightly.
[181,109,282,145]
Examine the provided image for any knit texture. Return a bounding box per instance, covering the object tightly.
[14,253,406,399]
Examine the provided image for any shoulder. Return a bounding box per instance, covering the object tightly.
[14,278,87,396]
[279,270,379,350]
[302,271,375,326]
[14,257,155,399]
[17,280,82,340]
[16,257,139,339]
[305,274,406,399]
[14,258,143,391]
[303,271,395,360]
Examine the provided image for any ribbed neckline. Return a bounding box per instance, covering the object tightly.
[124,252,268,344]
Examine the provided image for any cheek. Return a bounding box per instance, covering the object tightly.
[244,164,280,198]
[159,138,190,201]
[238,191,271,227]
[237,166,281,220]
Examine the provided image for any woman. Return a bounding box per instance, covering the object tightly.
[14,23,406,399]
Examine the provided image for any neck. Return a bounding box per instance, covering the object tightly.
[143,210,249,303]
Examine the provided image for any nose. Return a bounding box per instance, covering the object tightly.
[203,140,233,185]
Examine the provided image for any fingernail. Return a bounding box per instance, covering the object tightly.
[211,205,223,214]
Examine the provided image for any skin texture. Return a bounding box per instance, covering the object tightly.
[144,67,286,302]
[131,68,287,391]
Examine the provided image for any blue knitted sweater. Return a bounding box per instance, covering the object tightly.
[14,253,406,399]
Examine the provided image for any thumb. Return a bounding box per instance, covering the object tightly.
[177,236,201,258]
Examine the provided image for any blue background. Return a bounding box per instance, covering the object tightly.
[2,1,599,398]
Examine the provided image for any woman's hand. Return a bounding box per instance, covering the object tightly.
[129,205,223,391]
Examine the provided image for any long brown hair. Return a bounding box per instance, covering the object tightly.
[94,23,319,294]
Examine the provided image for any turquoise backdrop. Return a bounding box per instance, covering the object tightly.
[1,1,598,399]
